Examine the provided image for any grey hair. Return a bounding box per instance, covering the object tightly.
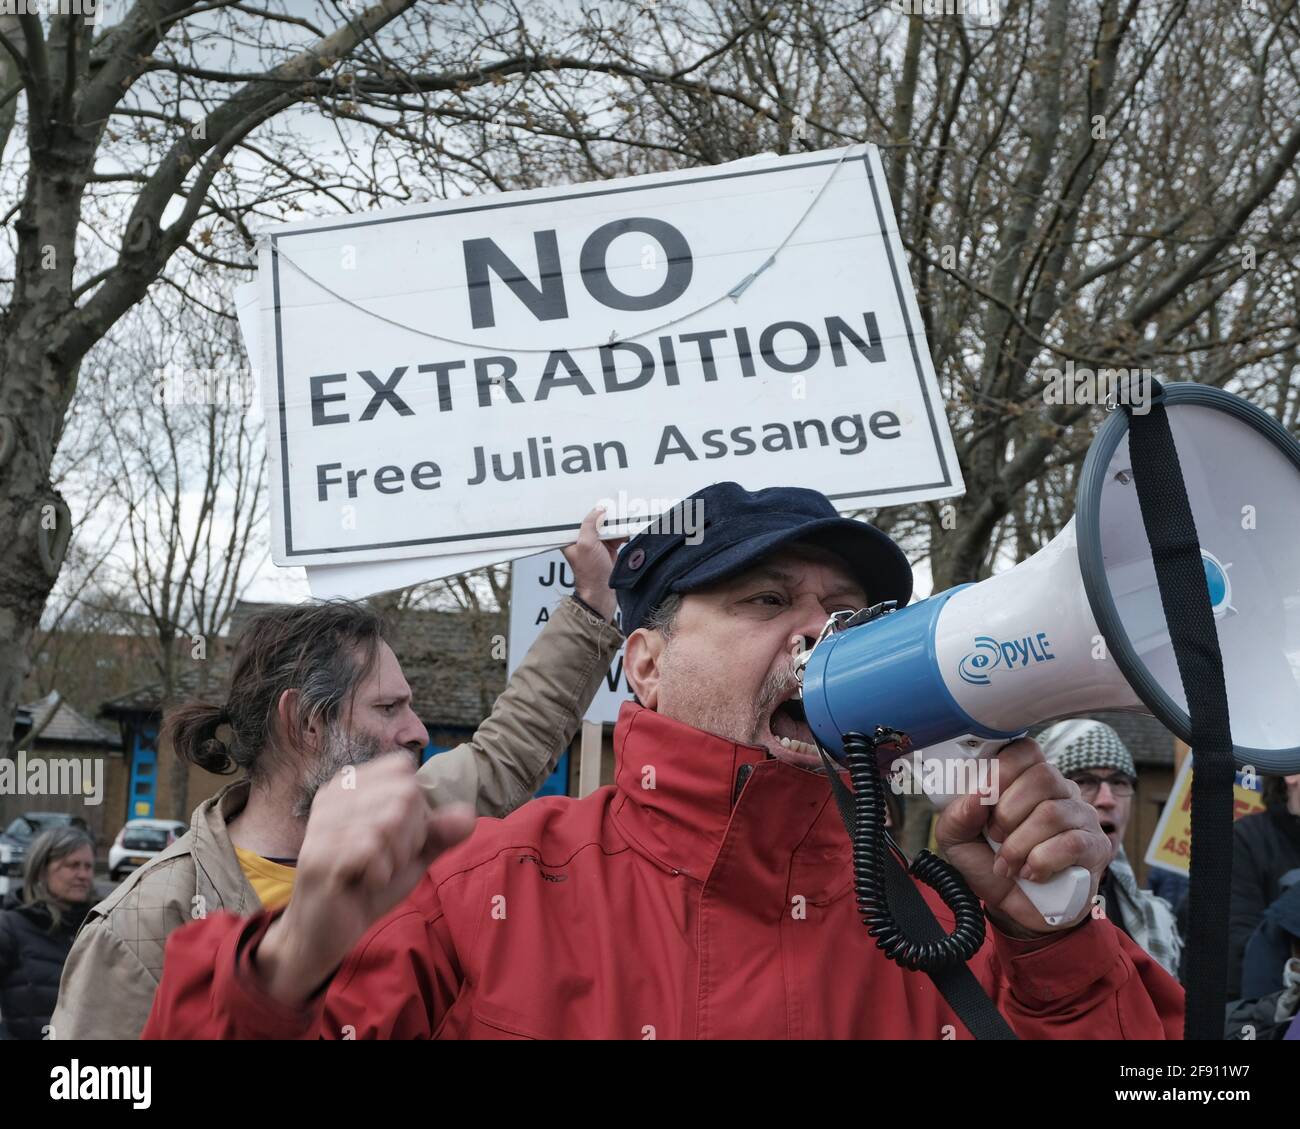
[641,592,683,638]
[630,593,684,706]
[22,825,95,928]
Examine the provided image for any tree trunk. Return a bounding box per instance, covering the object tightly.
[0,336,75,758]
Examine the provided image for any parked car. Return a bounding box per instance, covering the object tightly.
[0,812,91,900]
[108,819,188,881]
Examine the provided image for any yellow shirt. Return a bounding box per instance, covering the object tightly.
[234,847,297,911]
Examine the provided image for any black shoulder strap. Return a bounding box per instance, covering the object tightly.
[1125,385,1235,1040]
[823,765,1018,1040]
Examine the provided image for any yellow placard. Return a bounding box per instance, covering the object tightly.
[1144,755,1266,877]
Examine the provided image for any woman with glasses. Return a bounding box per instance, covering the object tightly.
[1037,719,1182,978]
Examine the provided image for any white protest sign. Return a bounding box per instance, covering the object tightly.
[259,144,963,570]
[235,281,261,377]
[508,549,632,724]
[239,283,548,596]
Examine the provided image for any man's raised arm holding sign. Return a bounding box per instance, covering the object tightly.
[413,506,624,818]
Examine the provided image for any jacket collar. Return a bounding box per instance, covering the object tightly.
[610,702,852,894]
[87,780,260,921]
[189,779,260,915]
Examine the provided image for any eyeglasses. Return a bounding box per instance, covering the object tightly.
[1070,773,1135,799]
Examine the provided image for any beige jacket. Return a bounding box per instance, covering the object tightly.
[51,597,621,1040]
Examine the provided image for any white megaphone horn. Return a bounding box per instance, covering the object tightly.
[797,383,1300,927]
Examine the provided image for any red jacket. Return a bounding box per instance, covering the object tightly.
[144,704,1184,1039]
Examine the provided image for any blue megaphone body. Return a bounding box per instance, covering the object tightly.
[795,383,1300,924]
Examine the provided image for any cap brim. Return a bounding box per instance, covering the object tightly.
[669,517,913,608]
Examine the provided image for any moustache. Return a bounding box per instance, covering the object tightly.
[757,660,801,712]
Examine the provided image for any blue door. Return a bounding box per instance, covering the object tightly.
[127,724,159,819]
[535,750,569,798]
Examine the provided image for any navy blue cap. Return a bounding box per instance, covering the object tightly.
[609,482,913,634]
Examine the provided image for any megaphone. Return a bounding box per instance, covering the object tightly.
[797,383,1300,927]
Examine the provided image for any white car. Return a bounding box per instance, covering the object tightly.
[108,819,187,882]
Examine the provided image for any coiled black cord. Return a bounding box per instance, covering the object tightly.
[842,730,986,973]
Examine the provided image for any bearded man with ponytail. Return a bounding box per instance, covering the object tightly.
[51,508,623,1039]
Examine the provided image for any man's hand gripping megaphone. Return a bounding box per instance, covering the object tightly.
[794,612,1105,939]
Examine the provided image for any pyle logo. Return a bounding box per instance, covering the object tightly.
[958,632,1055,685]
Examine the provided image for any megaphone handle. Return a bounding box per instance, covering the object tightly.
[984,835,1092,928]
[914,736,1093,927]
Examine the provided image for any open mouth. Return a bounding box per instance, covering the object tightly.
[767,695,821,763]
[1099,820,1117,836]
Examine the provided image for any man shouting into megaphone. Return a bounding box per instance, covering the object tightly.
[143,482,1183,1039]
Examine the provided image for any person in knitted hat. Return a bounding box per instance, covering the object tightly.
[1038,718,1182,977]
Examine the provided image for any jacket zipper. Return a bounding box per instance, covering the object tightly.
[732,762,754,807]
